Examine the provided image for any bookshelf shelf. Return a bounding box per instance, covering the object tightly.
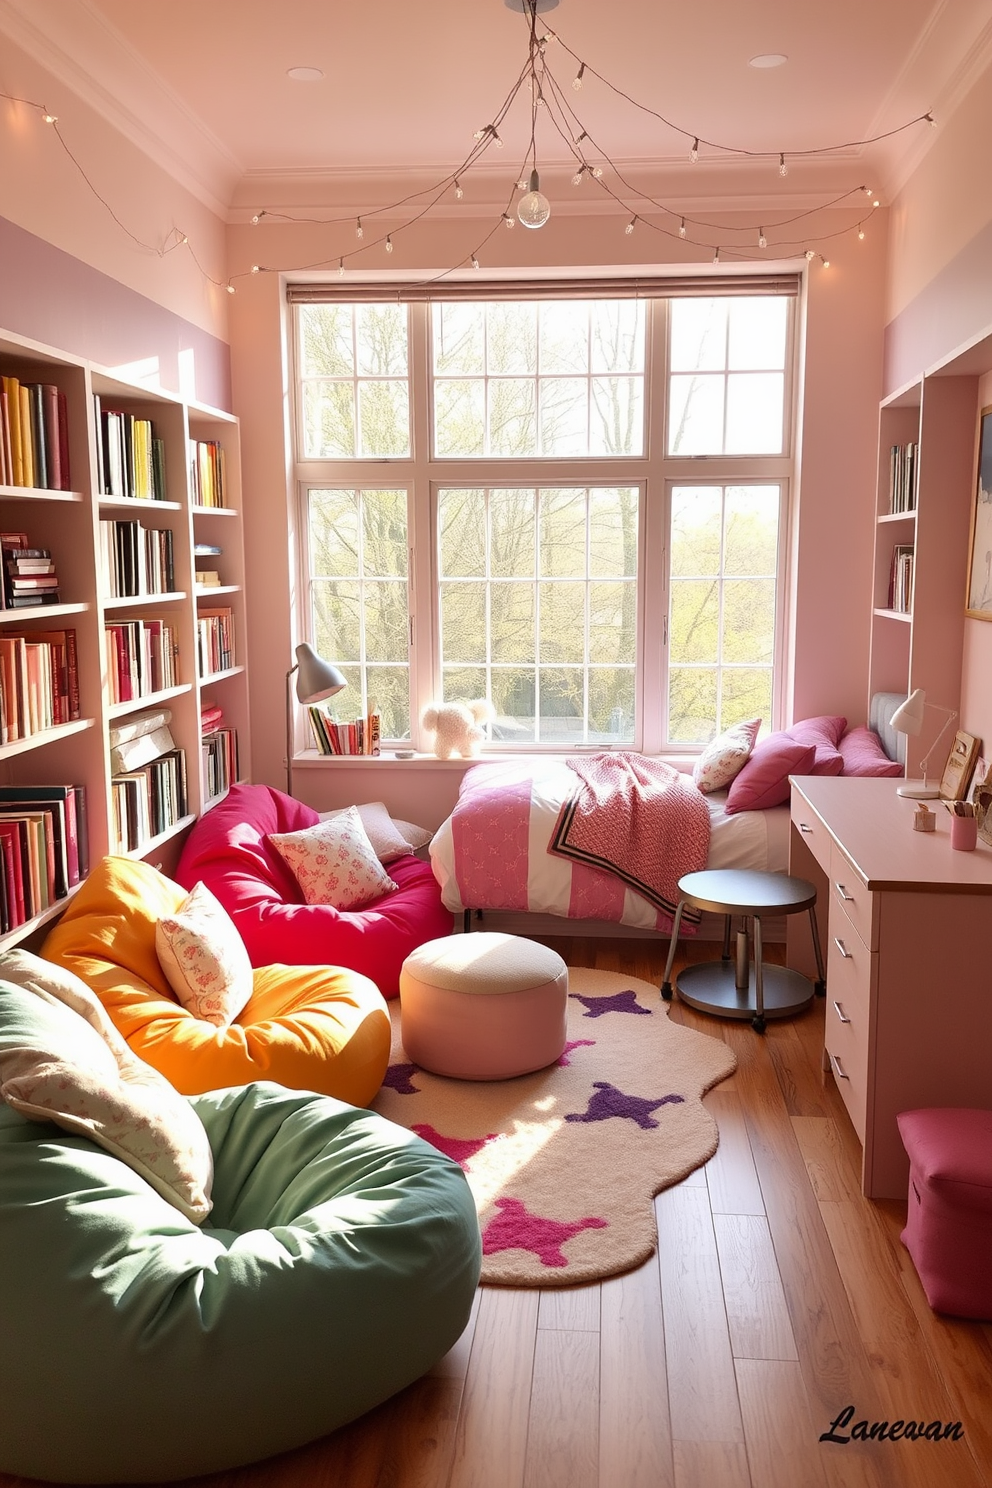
[107,683,192,718]
[199,666,244,685]
[192,505,239,517]
[873,607,913,623]
[0,718,95,761]
[98,496,183,512]
[103,591,187,610]
[124,814,197,862]
[196,585,240,597]
[0,484,84,504]
[0,601,90,624]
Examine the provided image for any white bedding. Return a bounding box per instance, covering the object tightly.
[429,758,789,932]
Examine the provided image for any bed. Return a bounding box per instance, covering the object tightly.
[429,756,791,934]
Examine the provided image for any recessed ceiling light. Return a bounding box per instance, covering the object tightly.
[749,53,788,68]
[287,66,324,82]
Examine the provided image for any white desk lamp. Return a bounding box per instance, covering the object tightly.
[889,688,958,799]
[285,643,346,796]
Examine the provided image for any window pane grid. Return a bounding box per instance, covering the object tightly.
[307,487,411,740]
[299,305,411,459]
[438,485,637,745]
[432,301,645,459]
[667,483,780,744]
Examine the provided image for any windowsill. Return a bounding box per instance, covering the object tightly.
[291,748,696,770]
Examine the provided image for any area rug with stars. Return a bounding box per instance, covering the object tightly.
[371,967,736,1286]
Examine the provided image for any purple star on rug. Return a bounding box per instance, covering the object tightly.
[556,1038,596,1067]
[382,1061,420,1095]
[570,989,652,1018]
[482,1197,608,1268]
[412,1123,500,1167]
[565,1080,685,1130]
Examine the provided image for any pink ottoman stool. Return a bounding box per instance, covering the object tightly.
[399,932,568,1080]
[897,1107,992,1320]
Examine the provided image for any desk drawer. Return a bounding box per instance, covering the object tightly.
[791,794,830,874]
[824,926,871,1143]
[829,843,876,951]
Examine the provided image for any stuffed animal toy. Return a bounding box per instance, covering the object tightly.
[421,699,495,760]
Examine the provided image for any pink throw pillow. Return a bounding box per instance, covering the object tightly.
[724,735,817,813]
[268,806,398,912]
[785,715,847,776]
[838,726,902,778]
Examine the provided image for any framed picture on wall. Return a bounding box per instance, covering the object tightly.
[939,729,981,801]
[966,405,992,619]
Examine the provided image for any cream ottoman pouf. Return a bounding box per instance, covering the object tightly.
[399,932,569,1080]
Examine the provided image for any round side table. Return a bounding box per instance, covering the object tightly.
[660,868,826,1033]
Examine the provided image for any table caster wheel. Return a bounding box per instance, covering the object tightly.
[751,1014,766,1034]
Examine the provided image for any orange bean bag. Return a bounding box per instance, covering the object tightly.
[41,856,391,1104]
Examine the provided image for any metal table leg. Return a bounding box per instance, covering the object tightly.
[660,899,687,1001]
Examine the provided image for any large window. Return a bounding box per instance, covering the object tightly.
[294,287,795,752]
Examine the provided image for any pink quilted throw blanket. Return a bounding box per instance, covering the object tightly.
[549,753,710,918]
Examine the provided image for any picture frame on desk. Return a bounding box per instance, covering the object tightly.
[965,405,992,619]
[939,729,981,802]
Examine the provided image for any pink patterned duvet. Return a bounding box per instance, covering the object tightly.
[429,757,788,932]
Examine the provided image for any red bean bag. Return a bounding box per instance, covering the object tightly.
[176,784,452,998]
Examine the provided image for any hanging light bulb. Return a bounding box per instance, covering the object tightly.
[492,130,504,149]
[821,256,831,268]
[689,137,699,163]
[678,217,687,239]
[758,227,767,248]
[572,165,587,186]
[504,214,516,229]
[385,235,394,254]
[226,283,236,295]
[590,165,603,179]
[471,254,480,270]
[572,62,585,90]
[779,153,788,176]
[713,245,720,263]
[41,110,57,124]
[250,214,260,226]
[804,249,815,261]
[454,179,464,199]
[517,169,551,230]
[926,111,937,127]
[625,217,636,236]
[338,258,345,276]
[356,218,364,239]
[250,264,261,274]
[863,185,874,196]
[872,198,880,207]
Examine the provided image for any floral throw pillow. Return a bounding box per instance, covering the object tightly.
[692,718,762,794]
[269,806,397,911]
[155,881,254,1028]
[0,950,213,1223]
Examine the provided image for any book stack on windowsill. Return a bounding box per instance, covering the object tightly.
[1,532,60,608]
[109,707,187,851]
[200,700,239,800]
[306,706,381,757]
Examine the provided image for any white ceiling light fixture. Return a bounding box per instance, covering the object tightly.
[286,67,324,82]
[749,54,788,69]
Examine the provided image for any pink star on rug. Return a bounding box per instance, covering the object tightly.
[556,1038,595,1066]
[482,1197,608,1268]
[412,1123,501,1167]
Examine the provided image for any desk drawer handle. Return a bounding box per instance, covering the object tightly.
[833,937,852,959]
[830,1053,850,1081]
[832,1000,851,1024]
[799,822,814,834]
[834,882,854,902]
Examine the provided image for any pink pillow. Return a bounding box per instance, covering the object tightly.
[724,735,817,813]
[785,715,846,776]
[838,725,902,778]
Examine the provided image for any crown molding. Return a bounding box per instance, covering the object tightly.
[0,0,240,217]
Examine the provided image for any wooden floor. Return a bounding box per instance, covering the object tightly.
[7,937,992,1488]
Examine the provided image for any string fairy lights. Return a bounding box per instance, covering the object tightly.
[1,0,938,292]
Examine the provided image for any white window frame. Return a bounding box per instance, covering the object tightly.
[292,288,797,756]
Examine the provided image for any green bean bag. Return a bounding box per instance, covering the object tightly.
[0,981,481,1484]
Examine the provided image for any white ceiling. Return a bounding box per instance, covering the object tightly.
[2,0,992,218]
